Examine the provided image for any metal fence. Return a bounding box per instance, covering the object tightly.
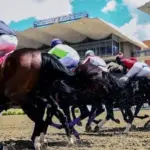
[133,49,150,57]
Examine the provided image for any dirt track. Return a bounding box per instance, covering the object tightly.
[1,110,150,150]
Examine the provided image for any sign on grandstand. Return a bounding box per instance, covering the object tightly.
[33,11,88,28]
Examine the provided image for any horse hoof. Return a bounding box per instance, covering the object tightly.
[34,136,42,150]
[123,130,130,134]
[34,142,41,150]
[76,139,82,144]
[41,142,48,150]
[122,131,128,135]
[94,126,100,132]
[85,125,92,132]
[68,137,74,146]
[77,121,82,126]
[131,125,136,130]
[40,133,47,143]
[115,119,120,124]
[144,121,150,129]
[96,119,102,125]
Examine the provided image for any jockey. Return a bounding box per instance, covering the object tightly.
[116,52,150,81]
[82,50,108,72]
[48,38,80,71]
[0,20,18,59]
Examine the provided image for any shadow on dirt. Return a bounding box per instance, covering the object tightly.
[52,126,150,137]
[1,126,150,149]
[1,139,92,150]
[2,140,34,150]
[48,140,91,147]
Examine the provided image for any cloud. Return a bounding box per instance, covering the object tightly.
[123,0,150,8]
[119,0,150,41]
[101,0,117,13]
[0,0,72,24]
[120,14,150,41]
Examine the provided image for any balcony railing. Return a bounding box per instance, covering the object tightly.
[133,49,150,57]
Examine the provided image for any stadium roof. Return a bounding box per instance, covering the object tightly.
[16,17,148,49]
[138,1,150,15]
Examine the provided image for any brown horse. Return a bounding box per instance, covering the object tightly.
[0,48,74,150]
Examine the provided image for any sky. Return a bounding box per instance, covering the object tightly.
[1,0,150,41]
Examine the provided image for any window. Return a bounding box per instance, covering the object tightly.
[97,47,101,55]
[100,47,106,56]
[106,46,112,56]
[70,38,120,58]
[112,45,119,55]
[112,41,119,55]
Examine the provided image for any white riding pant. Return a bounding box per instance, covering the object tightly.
[59,54,79,70]
[126,62,150,78]
[0,35,18,56]
[89,56,108,72]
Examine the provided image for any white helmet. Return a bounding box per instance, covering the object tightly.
[85,50,95,57]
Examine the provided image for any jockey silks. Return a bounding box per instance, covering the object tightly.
[83,55,108,72]
[0,21,16,36]
[48,44,80,70]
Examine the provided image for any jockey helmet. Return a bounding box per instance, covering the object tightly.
[116,52,124,59]
[85,50,95,57]
[50,38,63,48]
[115,52,123,65]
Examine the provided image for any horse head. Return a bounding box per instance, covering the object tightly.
[75,61,103,84]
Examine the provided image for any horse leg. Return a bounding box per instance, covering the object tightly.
[78,105,90,121]
[134,104,149,119]
[94,103,120,132]
[86,105,104,132]
[68,105,90,128]
[63,106,80,141]
[0,106,5,149]
[71,105,82,126]
[133,103,149,129]
[93,106,104,124]
[71,105,77,120]
[22,102,46,150]
[49,95,73,145]
[0,95,11,115]
[123,102,145,133]
[70,105,90,127]
[0,106,6,115]
[123,107,134,133]
[85,106,97,132]
[40,106,54,146]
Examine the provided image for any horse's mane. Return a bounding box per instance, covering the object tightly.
[41,52,74,79]
[75,63,123,95]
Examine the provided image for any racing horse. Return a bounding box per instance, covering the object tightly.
[54,62,150,133]
[0,48,75,150]
[93,63,150,133]
[37,60,125,141]
[87,63,150,133]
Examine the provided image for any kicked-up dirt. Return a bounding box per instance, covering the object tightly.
[1,110,150,150]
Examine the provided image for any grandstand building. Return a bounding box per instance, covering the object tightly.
[16,12,147,61]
